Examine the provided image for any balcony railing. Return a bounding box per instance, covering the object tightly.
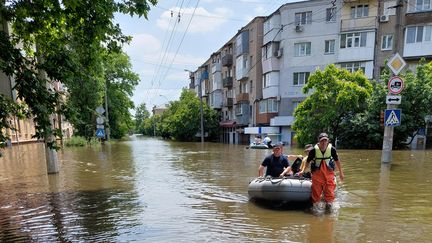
[222,54,233,66]
[223,77,233,88]
[236,93,249,102]
[223,98,233,107]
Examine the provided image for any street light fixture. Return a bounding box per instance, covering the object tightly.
[185,69,204,143]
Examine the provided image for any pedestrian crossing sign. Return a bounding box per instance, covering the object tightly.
[385,109,401,126]
[96,128,105,138]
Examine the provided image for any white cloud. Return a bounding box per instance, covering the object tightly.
[124,34,161,57]
[156,7,233,33]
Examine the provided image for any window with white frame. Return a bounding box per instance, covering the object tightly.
[268,99,278,112]
[325,40,335,54]
[406,26,432,44]
[293,72,310,86]
[259,99,278,113]
[259,100,267,113]
[340,62,366,73]
[240,82,248,93]
[236,105,243,115]
[262,44,270,59]
[381,35,393,50]
[294,42,311,56]
[326,7,336,22]
[415,0,432,12]
[340,32,367,48]
[295,11,312,25]
[262,73,271,88]
[350,5,369,18]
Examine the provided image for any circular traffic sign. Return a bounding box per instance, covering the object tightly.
[388,76,404,94]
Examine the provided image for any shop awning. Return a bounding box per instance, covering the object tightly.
[219,120,236,128]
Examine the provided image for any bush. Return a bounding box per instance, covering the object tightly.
[65,136,100,147]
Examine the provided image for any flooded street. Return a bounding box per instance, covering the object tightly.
[1,136,432,242]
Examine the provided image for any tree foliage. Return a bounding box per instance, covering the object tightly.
[293,64,373,145]
[135,102,150,133]
[152,89,220,141]
[0,0,157,145]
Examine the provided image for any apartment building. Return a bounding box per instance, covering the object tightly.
[403,0,432,67]
[338,0,378,79]
[219,39,236,143]
[187,0,432,146]
[264,0,342,145]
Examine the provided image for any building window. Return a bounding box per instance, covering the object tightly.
[341,62,366,73]
[340,32,367,48]
[406,26,432,44]
[268,99,278,112]
[325,40,335,54]
[262,73,271,88]
[236,105,243,115]
[293,72,310,86]
[259,100,267,113]
[381,35,393,50]
[350,5,369,18]
[259,99,278,113]
[415,0,432,12]
[295,11,312,25]
[294,42,311,56]
[326,7,336,22]
[240,82,248,93]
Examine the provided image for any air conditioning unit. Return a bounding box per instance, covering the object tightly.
[295,25,303,32]
[275,48,283,58]
[379,15,389,22]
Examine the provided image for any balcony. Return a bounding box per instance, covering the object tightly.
[236,93,249,103]
[223,98,233,107]
[211,62,221,73]
[341,16,377,32]
[200,70,209,80]
[222,54,233,66]
[223,77,233,88]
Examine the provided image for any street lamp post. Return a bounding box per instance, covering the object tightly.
[185,69,204,143]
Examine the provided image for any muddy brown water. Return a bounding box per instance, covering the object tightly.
[1,135,431,242]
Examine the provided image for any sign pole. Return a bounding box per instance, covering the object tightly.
[381,104,396,163]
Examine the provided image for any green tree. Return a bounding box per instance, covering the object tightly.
[135,103,150,133]
[293,64,373,146]
[103,51,139,139]
[0,0,157,145]
[159,89,220,141]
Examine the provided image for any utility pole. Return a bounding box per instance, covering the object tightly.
[381,0,404,163]
[105,82,110,141]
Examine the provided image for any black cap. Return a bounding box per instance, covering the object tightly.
[318,133,329,141]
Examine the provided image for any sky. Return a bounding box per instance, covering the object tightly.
[115,0,301,113]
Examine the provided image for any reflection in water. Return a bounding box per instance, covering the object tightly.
[1,138,432,241]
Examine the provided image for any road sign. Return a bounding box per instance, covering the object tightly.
[386,95,401,105]
[96,124,104,129]
[387,53,406,75]
[96,106,105,115]
[96,116,104,124]
[388,76,404,94]
[385,109,401,126]
[95,128,105,138]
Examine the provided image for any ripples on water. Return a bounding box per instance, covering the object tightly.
[1,138,432,242]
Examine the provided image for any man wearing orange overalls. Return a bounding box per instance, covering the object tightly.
[299,133,344,209]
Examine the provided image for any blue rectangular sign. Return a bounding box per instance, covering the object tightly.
[385,109,401,127]
[95,128,105,138]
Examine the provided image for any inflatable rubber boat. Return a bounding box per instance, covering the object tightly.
[248,143,269,149]
[248,176,312,202]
